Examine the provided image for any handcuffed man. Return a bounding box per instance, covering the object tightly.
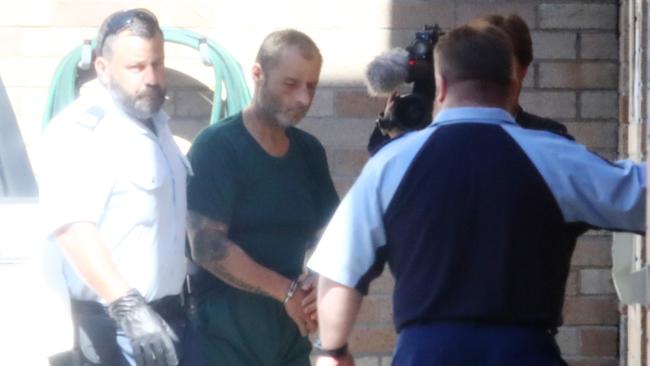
[186,29,339,366]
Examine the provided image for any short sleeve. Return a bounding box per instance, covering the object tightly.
[504,125,646,233]
[307,161,386,289]
[38,124,119,236]
[186,131,239,224]
[309,141,340,229]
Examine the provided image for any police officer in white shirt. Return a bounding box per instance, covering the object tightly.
[39,9,201,366]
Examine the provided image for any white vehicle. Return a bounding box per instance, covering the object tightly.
[0,76,73,365]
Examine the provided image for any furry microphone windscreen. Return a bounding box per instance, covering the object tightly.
[364,48,409,96]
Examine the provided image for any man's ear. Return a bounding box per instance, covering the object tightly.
[252,63,264,86]
[94,56,110,85]
[517,64,529,83]
[435,73,447,103]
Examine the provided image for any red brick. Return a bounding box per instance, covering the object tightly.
[332,177,356,197]
[349,326,396,353]
[532,32,578,60]
[581,91,619,120]
[539,62,618,89]
[390,2,455,29]
[539,4,617,30]
[587,149,617,161]
[571,235,613,267]
[581,33,618,60]
[368,269,394,295]
[455,3,535,27]
[306,89,334,118]
[331,148,369,177]
[562,296,619,325]
[300,117,376,149]
[353,357,380,366]
[335,90,387,119]
[556,326,580,355]
[519,91,576,119]
[565,122,618,151]
[619,95,629,123]
[357,295,392,324]
[580,327,618,357]
[579,269,615,295]
[565,270,579,296]
[324,147,336,175]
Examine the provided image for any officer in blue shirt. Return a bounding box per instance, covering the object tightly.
[41,9,202,366]
[308,24,646,366]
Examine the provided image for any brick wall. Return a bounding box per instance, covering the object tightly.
[0,1,624,365]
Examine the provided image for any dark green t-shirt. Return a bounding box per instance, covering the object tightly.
[187,113,339,279]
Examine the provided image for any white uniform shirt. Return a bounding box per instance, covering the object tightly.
[39,81,190,303]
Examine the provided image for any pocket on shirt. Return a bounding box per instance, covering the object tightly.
[127,152,167,192]
[123,164,168,225]
[130,169,165,191]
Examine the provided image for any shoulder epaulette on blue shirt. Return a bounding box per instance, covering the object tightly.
[75,106,106,130]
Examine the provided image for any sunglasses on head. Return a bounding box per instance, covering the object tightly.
[97,8,159,53]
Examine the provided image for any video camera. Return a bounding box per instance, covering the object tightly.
[366,24,444,134]
[382,25,443,131]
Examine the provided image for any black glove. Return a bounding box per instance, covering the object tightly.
[107,289,179,366]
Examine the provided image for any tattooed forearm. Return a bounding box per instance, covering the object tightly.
[188,212,231,262]
[208,261,274,298]
[193,227,230,262]
[187,211,275,299]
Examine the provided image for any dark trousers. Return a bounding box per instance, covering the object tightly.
[191,287,311,366]
[392,322,567,366]
[52,295,204,366]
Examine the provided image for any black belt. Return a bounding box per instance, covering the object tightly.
[150,294,183,319]
[71,294,183,320]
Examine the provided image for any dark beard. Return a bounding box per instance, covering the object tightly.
[110,83,166,121]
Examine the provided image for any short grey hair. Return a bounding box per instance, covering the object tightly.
[255,29,322,72]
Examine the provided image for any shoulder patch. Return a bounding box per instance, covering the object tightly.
[75,106,105,130]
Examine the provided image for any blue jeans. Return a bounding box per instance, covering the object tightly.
[393,322,567,366]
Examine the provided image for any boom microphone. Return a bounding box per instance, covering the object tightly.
[364,48,409,96]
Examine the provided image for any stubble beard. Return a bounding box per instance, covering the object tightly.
[257,84,307,129]
[110,80,166,122]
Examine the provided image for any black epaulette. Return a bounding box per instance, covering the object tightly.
[76,106,106,130]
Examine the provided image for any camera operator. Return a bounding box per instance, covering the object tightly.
[367,15,573,156]
[366,94,402,155]
[307,24,646,366]
[365,26,441,155]
[378,93,400,138]
[469,13,574,140]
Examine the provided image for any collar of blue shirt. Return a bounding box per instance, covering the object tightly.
[431,107,517,128]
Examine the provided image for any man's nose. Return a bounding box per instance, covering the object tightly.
[143,65,161,86]
[295,85,312,107]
